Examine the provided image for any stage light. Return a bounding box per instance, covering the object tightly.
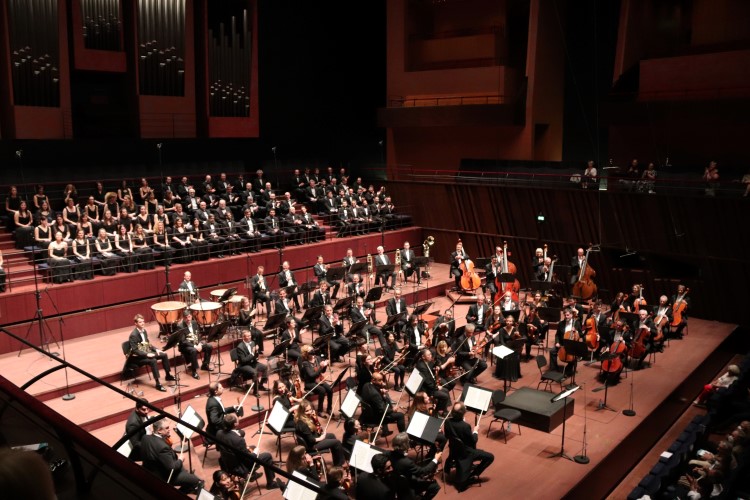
[537,212,545,223]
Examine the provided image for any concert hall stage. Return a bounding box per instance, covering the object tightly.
[499,387,574,433]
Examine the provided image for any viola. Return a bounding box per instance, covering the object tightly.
[670,288,690,327]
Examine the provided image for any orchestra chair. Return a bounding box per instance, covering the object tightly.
[535,354,567,393]
[486,390,521,443]
[216,450,262,494]
[266,420,296,464]
[120,341,150,397]
[444,437,481,490]
[228,348,248,391]
[294,434,330,472]
[357,400,390,446]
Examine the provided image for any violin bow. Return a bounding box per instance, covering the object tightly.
[237,382,255,410]
[243,409,269,497]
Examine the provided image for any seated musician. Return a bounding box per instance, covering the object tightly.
[498,290,519,313]
[272,380,302,431]
[278,260,303,309]
[177,270,199,303]
[140,419,203,494]
[350,295,386,347]
[274,288,296,318]
[453,323,486,384]
[250,266,272,316]
[177,310,214,379]
[633,309,656,369]
[406,392,447,459]
[382,332,406,391]
[434,340,458,392]
[585,301,608,359]
[521,304,543,361]
[342,247,358,280]
[355,453,395,500]
[670,284,690,338]
[209,469,244,500]
[465,295,490,333]
[415,350,451,414]
[535,257,553,282]
[652,295,672,349]
[313,255,341,299]
[530,291,550,340]
[285,445,321,482]
[360,372,406,435]
[319,304,351,362]
[280,317,303,362]
[388,432,441,500]
[231,330,268,395]
[206,382,240,435]
[450,241,469,290]
[627,284,647,312]
[403,314,427,351]
[432,308,455,343]
[309,280,332,308]
[550,308,583,373]
[374,246,396,290]
[236,296,264,354]
[385,287,408,338]
[400,241,419,283]
[484,256,500,297]
[318,466,349,500]
[215,414,279,490]
[128,314,174,392]
[299,345,333,417]
[444,402,495,492]
[347,273,366,298]
[293,399,345,465]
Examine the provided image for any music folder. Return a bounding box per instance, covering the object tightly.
[406,411,442,444]
[460,384,493,413]
[340,389,362,419]
[268,400,291,434]
[350,439,386,473]
[492,345,514,360]
[404,370,423,396]
[283,471,319,500]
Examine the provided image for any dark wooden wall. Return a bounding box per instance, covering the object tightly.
[387,180,750,325]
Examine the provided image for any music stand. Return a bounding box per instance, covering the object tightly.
[561,339,588,384]
[349,262,369,276]
[312,333,333,354]
[163,327,189,391]
[592,373,617,413]
[383,311,407,333]
[548,385,579,462]
[174,405,204,469]
[298,280,317,308]
[375,264,396,288]
[264,312,287,333]
[411,301,433,318]
[406,411,442,448]
[325,266,347,284]
[501,309,521,323]
[206,321,231,376]
[453,325,466,340]
[474,257,490,269]
[333,295,355,315]
[269,338,291,358]
[347,320,368,340]
[460,384,493,424]
[537,307,562,323]
[340,389,362,420]
[365,286,384,303]
[350,439,386,473]
[619,312,639,327]
[218,287,237,303]
[267,401,291,463]
[302,306,324,331]
[404,370,424,397]
[530,280,556,293]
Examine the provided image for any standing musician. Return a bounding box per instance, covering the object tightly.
[415,350,451,414]
[141,419,203,494]
[374,245,397,290]
[360,372,406,434]
[497,290,519,313]
[232,331,268,395]
[535,257,554,282]
[215,414,279,490]
[453,323,486,384]
[299,345,333,417]
[385,287,408,337]
[280,317,303,362]
[522,304,543,361]
[450,241,470,290]
[293,399,345,465]
[313,255,341,299]
[309,280,332,308]
[388,432,441,500]
[128,314,174,392]
[570,247,588,285]
[432,308,455,342]
[670,284,690,339]
[250,266,272,316]
[177,310,214,379]
[444,402,495,492]
[551,308,583,373]
[347,273,367,298]
[382,332,406,391]
[627,284,648,312]
[400,241,419,283]
[484,255,500,297]
[531,247,545,275]
[278,261,303,310]
[350,295,386,347]
[319,304,351,362]
[466,295,490,332]
[177,270,199,302]
[206,382,241,436]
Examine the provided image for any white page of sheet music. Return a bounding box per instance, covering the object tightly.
[350,439,383,473]
[175,405,201,439]
[464,386,492,412]
[268,400,291,433]
[406,411,430,438]
[405,370,423,394]
[116,440,133,458]
[284,471,319,500]
[492,344,514,359]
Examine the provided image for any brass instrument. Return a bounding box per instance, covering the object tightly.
[395,249,402,284]
[367,253,373,281]
[423,236,434,258]
[185,329,199,345]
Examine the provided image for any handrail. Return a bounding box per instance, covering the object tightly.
[388,94,504,108]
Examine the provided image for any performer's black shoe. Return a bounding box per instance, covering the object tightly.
[156,384,167,392]
[165,375,176,382]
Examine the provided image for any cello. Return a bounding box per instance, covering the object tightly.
[494,241,520,303]
[557,328,580,364]
[571,244,597,301]
[584,314,599,351]
[600,339,626,383]
[459,256,481,291]
[670,287,690,328]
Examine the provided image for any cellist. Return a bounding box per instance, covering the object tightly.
[450,241,470,291]
[551,308,582,372]
[652,295,672,350]
[670,284,691,339]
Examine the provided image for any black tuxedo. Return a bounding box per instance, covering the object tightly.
[250,274,271,313]
[453,334,487,381]
[414,359,450,412]
[355,472,395,500]
[444,418,494,487]
[449,250,470,286]
[141,434,201,492]
[350,304,385,347]
[309,289,331,308]
[234,339,267,390]
[360,382,405,432]
[318,314,350,360]
[177,319,212,373]
[388,450,440,500]
[206,395,238,436]
[278,269,302,308]
[374,253,396,288]
[128,327,171,381]
[385,297,408,335]
[215,428,275,483]
[313,263,340,298]
[400,248,418,280]
[125,410,148,461]
[466,304,490,331]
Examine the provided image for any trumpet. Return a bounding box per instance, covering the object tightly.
[395,248,401,267]
[367,254,373,281]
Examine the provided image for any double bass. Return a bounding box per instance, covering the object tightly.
[494,241,520,303]
[458,242,481,291]
[571,245,597,301]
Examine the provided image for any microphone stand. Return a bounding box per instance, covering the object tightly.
[622,364,636,417]
[19,262,59,357]
[573,382,589,464]
[51,301,74,401]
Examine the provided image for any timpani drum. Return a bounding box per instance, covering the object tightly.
[210,289,228,302]
[189,302,223,326]
[226,295,246,317]
[151,301,187,325]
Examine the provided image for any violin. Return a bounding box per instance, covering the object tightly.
[310,411,323,434]
[341,464,354,495]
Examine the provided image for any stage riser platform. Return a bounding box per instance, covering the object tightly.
[499,387,574,433]
[0,228,421,355]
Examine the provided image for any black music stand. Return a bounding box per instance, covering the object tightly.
[502,309,522,323]
[406,411,442,461]
[269,338,291,358]
[206,321,231,376]
[593,373,617,413]
[619,311,639,328]
[530,280,556,293]
[218,287,237,303]
[298,280,317,308]
[312,333,333,354]
[264,312,288,332]
[333,295,355,315]
[561,339,588,385]
[549,385,579,462]
[326,267,347,295]
[537,307,562,323]
[349,262,369,276]
[383,311,407,333]
[375,264,396,288]
[474,257,490,269]
[453,325,466,340]
[365,286,384,303]
[411,301,433,319]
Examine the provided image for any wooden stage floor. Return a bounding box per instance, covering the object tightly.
[0,273,738,499]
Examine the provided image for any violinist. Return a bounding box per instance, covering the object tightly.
[141,419,203,493]
[444,402,495,492]
[381,333,406,391]
[319,304,351,362]
[361,372,406,435]
[216,414,279,490]
[206,382,242,435]
[450,241,470,290]
[435,340,458,387]
[318,466,349,500]
[406,392,448,459]
[484,256,500,297]
[355,454,396,500]
[388,432,441,500]
[432,308,456,342]
[498,290,519,313]
[492,315,523,382]
[355,353,376,392]
[530,292,550,341]
[415,350,451,414]
[550,308,582,372]
[210,470,241,500]
[522,304,543,361]
[280,317,303,362]
[300,345,333,417]
[293,400,345,466]
[670,284,690,339]
[272,380,300,432]
[466,295,490,332]
[285,445,320,482]
[351,296,386,348]
[342,419,364,454]
[453,323,487,384]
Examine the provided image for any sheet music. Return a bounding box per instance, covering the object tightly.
[116,440,133,458]
[406,411,429,438]
[492,344,514,359]
[268,401,290,433]
[283,471,318,500]
[340,390,361,419]
[463,386,492,412]
[197,489,215,500]
[175,405,201,439]
[404,371,423,395]
[350,439,383,473]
